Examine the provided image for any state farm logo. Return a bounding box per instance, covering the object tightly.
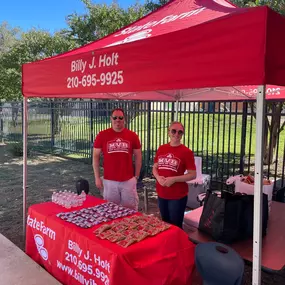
[107,138,130,154]
[106,30,152,47]
[158,153,180,172]
[34,234,48,261]
[27,215,56,240]
[111,7,205,39]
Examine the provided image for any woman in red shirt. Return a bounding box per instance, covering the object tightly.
[153,122,196,228]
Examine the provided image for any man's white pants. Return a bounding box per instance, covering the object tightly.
[103,177,139,211]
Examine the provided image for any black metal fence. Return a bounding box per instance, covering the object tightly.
[1,100,285,189]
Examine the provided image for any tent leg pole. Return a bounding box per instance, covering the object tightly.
[252,85,266,285]
[23,97,28,244]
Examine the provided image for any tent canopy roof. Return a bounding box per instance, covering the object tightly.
[22,0,285,99]
[47,0,241,60]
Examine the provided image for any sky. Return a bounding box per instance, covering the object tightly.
[0,0,137,33]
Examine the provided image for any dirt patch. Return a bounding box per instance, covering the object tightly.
[0,144,284,284]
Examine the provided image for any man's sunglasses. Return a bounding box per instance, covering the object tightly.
[112,116,124,120]
[171,129,184,135]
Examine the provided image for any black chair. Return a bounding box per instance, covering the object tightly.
[76,178,90,195]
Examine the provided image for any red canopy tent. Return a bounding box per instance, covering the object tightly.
[22,1,285,284]
[22,0,285,98]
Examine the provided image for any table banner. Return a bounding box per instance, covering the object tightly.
[26,197,195,285]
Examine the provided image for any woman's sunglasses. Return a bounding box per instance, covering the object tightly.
[112,116,124,120]
[170,129,184,135]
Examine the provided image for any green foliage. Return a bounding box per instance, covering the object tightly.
[0,22,21,55]
[232,0,285,14]
[64,0,146,45]
[0,29,76,101]
[144,0,170,13]
[0,0,147,101]
[144,0,285,15]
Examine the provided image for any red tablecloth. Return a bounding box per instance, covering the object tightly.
[26,196,195,285]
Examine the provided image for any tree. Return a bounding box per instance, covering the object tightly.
[0,22,22,114]
[232,0,285,14]
[0,29,76,101]
[263,103,285,165]
[0,22,21,55]
[249,101,285,165]
[144,0,285,14]
[64,0,146,45]
[144,0,169,13]
[0,28,76,129]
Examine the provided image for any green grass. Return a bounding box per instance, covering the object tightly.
[2,113,284,162]
[129,113,284,158]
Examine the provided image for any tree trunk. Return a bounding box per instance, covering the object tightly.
[251,101,284,165]
[52,99,76,135]
[53,107,61,135]
[263,103,282,165]
[11,102,19,127]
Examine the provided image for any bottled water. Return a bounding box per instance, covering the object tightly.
[52,190,85,208]
[83,190,86,200]
[62,194,67,208]
[65,197,71,209]
[51,192,56,203]
[77,197,83,206]
[58,193,64,206]
[76,194,83,206]
[54,193,59,204]
[80,190,87,201]
[69,194,75,208]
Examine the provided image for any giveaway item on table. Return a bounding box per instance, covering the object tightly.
[226,174,273,212]
[94,215,171,247]
[226,174,272,186]
[56,202,136,228]
[52,190,87,208]
[93,202,136,219]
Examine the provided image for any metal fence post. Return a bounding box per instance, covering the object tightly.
[90,99,94,164]
[239,102,248,174]
[51,100,55,150]
[171,102,175,121]
[146,101,151,176]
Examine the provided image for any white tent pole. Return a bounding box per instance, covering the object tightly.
[23,97,28,240]
[252,85,266,285]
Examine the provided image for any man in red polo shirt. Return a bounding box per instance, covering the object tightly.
[93,108,142,210]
